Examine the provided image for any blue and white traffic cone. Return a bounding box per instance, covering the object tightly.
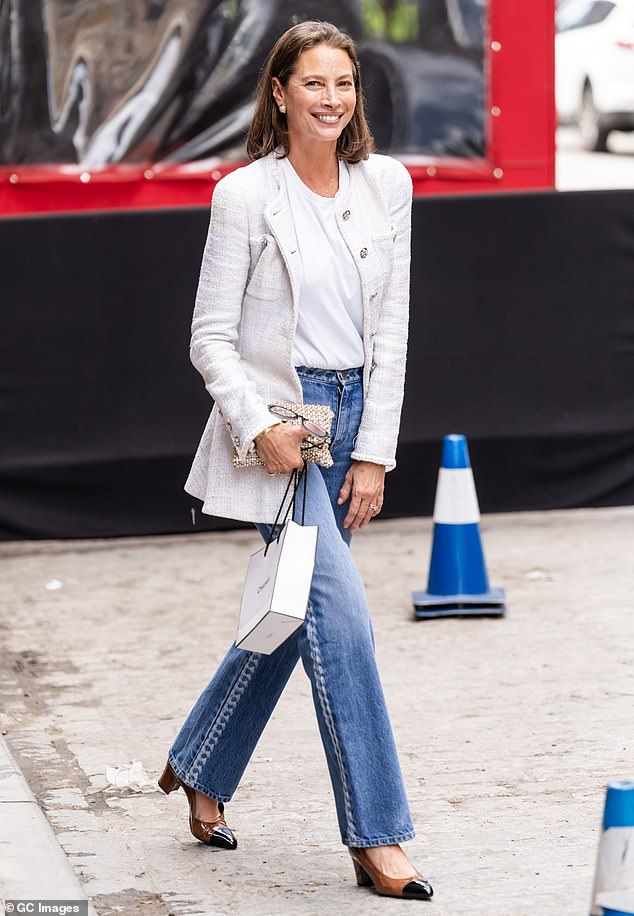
[412,434,505,619]
[590,781,634,916]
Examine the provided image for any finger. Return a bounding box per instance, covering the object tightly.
[351,504,374,530]
[357,511,374,530]
[344,491,373,529]
[343,493,363,528]
[268,453,296,473]
[353,492,382,527]
[279,450,305,472]
[260,437,304,473]
[365,502,381,524]
[283,421,309,441]
[338,472,353,505]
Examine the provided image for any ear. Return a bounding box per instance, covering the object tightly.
[271,77,285,109]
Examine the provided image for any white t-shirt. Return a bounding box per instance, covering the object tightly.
[279,156,365,370]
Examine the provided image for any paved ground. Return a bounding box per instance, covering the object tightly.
[556,126,634,189]
[1,506,633,916]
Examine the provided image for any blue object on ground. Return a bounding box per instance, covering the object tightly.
[412,434,506,619]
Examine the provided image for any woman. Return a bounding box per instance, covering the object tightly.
[159,20,433,902]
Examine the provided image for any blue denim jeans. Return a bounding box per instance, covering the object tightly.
[168,366,415,847]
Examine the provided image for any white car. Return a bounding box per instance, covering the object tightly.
[556,0,634,150]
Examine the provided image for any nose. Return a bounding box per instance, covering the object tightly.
[321,83,338,107]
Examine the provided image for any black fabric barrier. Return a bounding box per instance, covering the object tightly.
[1,190,633,540]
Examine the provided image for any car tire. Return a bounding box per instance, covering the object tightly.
[578,84,610,152]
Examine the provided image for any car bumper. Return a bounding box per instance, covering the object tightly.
[601,111,634,132]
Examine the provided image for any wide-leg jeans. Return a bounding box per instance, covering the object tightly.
[168,366,415,847]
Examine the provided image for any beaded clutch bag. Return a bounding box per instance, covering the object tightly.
[232,402,335,469]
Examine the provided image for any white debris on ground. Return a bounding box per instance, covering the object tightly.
[104,761,158,793]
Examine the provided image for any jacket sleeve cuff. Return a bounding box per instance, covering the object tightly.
[236,419,281,462]
[350,450,396,473]
[218,403,281,463]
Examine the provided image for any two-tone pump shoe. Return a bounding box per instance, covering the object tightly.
[349,847,433,900]
[158,759,238,850]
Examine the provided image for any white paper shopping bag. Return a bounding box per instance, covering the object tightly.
[237,519,318,654]
[236,467,318,655]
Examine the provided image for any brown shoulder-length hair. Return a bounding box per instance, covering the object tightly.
[246,20,374,163]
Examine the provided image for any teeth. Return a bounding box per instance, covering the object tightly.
[316,115,340,122]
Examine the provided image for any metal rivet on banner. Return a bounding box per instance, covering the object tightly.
[493,168,504,179]
[212,170,221,180]
[80,171,91,183]
[144,169,154,179]
[9,173,19,184]
[427,166,437,177]
[491,106,502,117]
[491,40,502,52]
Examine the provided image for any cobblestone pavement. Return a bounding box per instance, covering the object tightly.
[1,506,633,916]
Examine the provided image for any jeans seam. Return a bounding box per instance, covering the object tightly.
[305,601,358,839]
[187,651,261,782]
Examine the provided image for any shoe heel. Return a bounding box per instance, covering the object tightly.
[352,858,373,887]
[158,760,180,794]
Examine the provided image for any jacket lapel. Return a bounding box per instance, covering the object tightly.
[263,154,301,323]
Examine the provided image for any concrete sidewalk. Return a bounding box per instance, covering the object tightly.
[0,506,633,915]
[0,735,97,914]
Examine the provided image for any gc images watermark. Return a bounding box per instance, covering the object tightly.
[4,903,88,915]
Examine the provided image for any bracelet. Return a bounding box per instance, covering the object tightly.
[253,422,283,446]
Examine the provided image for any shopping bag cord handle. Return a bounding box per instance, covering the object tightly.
[264,461,308,555]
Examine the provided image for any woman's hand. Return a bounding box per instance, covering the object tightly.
[255,422,309,474]
[338,460,385,530]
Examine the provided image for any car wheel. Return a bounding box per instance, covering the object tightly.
[579,84,610,152]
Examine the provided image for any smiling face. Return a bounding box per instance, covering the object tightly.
[271,44,357,151]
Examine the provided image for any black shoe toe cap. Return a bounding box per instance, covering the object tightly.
[402,878,433,900]
[210,826,238,850]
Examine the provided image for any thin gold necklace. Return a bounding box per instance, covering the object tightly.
[290,159,339,198]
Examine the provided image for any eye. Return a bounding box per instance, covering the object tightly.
[305,80,322,87]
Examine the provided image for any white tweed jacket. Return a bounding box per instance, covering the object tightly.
[184,149,413,523]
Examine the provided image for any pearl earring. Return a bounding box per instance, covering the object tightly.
[279,104,287,115]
